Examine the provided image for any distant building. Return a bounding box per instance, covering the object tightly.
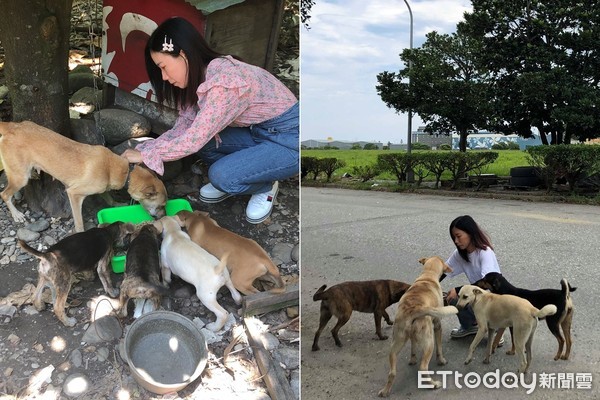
[303,127,551,151]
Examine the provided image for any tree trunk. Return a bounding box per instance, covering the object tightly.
[539,126,549,145]
[0,0,73,218]
[459,129,468,152]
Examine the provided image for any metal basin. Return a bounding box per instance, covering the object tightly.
[123,311,208,394]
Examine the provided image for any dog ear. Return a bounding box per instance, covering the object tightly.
[442,262,453,273]
[418,257,428,265]
[152,220,163,233]
[195,210,210,217]
[173,214,185,227]
[472,287,485,296]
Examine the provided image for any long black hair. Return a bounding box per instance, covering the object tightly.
[449,215,494,262]
[144,17,240,110]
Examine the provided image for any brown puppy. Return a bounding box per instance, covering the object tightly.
[176,210,285,295]
[0,121,168,232]
[311,279,411,351]
[118,224,168,318]
[378,257,458,397]
[18,222,135,326]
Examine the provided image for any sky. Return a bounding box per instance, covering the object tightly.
[300,0,472,144]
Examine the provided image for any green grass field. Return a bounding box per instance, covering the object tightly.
[301,149,530,180]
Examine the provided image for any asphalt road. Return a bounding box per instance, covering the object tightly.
[300,187,600,399]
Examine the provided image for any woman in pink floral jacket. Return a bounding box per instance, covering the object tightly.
[123,17,298,224]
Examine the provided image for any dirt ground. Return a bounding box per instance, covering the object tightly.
[0,176,299,399]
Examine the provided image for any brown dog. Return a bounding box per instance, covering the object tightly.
[18,221,135,326]
[118,224,168,318]
[176,210,285,295]
[311,280,411,351]
[0,121,168,232]
[378,257,458,396]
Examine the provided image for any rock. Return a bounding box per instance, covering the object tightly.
[94,109,151,145]
[271,242,294,265]
[96,347,109,362]
[68,72,102,94]
[70,349,83,368]
[63,373,91,398]
[273,346,299,370]
[70,118,104,145]
[290,369,300,399]
[286,306,299,318]
[291,243,299,262]
[16,228,40,242]
[26,219,50,233]
[81,316,122,343]
[71,87,103,108]
[0,305,16,319]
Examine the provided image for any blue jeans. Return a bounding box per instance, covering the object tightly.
[448,287,477,328]
[198,102,299,195]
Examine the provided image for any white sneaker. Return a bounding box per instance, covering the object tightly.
[246,182,279,224]
[199,183,232,203]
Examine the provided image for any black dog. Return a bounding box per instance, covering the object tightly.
[118,224,168,318]
[475,272,576,360]
[19,222,134,326]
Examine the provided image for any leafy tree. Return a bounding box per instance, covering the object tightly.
[301,0,315,28]
[462,0,600,145]
[377,28,490,152]
[363,143,379,150]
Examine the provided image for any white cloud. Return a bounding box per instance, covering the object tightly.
[301,0,471,143]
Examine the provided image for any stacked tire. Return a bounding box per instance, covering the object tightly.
[510,166,541,187]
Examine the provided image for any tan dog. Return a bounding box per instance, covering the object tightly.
[378,257,458,396]
[456,285,558,373]
[18,222,134,326]
[0,121,167,232]
[311,280,411,351]
[176,210,285,295]
[154,216,242,331]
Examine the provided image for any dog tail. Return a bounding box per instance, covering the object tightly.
[412,305,459,321]
[18,240,52,261]
[260,259,286,293]
[534,304,558,319]
[313,285,328,301]
[561,278,576,297]
[215,253,229,275]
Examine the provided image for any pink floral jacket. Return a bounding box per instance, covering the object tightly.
[137,56,297,175]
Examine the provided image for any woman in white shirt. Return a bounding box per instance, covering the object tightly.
[444,215,502,339]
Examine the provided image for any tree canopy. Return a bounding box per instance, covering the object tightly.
[377,0,600,149]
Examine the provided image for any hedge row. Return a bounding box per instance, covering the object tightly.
[302,151,499,189]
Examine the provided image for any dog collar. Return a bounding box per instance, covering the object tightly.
[124,163,136,191]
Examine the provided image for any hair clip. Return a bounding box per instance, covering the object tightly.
[162,36,174,52]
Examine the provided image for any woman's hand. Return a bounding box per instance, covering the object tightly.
[121,149,143,164]
[446,287,457,303]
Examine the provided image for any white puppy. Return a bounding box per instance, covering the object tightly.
[154,216,242,331]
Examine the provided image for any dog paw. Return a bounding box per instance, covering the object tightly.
[483,358,490,364]
[378,335,388,340]
[377,388,390,397]
[506,350,516,356]
[312,345,320,351]
[431,380,442,389]
[437,358,447,366]
[464,358,472,365]
[408,357,417,365]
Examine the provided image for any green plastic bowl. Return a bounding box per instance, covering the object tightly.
[97,199,192,273]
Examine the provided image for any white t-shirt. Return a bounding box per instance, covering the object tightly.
[445,247,501,284]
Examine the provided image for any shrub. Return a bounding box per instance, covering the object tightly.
[527,145,600,192]
[377,153,410,184]
[301,156,320,180]
[352,164,381,182]
[320,158,346,182]
[411,142,431,150]
[438,144,452,150]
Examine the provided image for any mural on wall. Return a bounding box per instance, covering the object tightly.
[102,0,206,101]
[451,133,545,150]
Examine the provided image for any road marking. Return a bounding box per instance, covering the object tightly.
[509,212,597,225]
